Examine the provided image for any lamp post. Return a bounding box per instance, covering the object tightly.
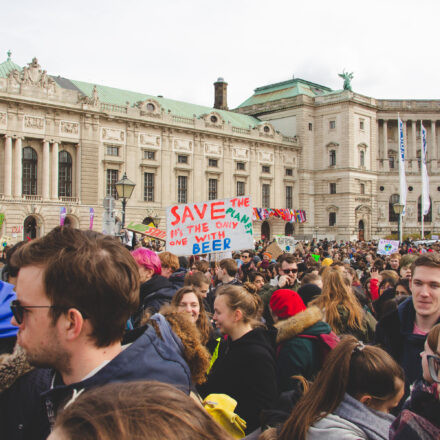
[114,172,136,229]
[393,203,405,243]
[314,226,319,241]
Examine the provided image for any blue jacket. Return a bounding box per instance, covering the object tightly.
[0,314,192,440]
[0,281,18,339]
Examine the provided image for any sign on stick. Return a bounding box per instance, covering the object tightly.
[377,239,399,255]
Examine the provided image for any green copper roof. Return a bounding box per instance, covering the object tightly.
[237,78,333,108]
[69,79,260,129]
[0,58,22,78]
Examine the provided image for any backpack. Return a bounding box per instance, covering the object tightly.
[296,331,340,366]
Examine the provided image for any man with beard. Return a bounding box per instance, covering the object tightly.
[0,227,192,440]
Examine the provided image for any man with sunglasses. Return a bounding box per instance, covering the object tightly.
[0,227,192,440]
[376,253,440,402]
[259,254,300,325]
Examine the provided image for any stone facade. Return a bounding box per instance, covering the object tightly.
[0,57,300,242]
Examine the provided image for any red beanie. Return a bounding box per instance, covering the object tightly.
[270,289,306,319]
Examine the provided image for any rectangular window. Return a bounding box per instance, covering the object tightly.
[208,178,218,200]
[286,186,293,209]
[329,212,336,226]
[262,184,270,207]
[330,183,336,194]
[285,168,293,176]
[208,158,218,167]
[236,181,245,196]
[360,183,365,195]
[308,123,313,131]
[143,150,155,160]
[106,169,119,199]
[106,145,119,156]
[329,120,336,129]
[329,150,336,166]
[360,120,365,130]
[262,165,270,173]
[236,162,245,171]
[178,155,188,164]
[177,176,187,203]
[144,172,154,202]
[389,156,395,169]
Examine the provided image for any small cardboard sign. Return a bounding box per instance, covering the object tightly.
[377,239,399,255]
[275,235,296,252]
[265,241,284,260]
[126,221,167,241]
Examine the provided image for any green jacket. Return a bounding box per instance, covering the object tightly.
[334,305,376,343]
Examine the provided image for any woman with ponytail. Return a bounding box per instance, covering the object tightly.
[198,285,278,434]
[277,336,404,440]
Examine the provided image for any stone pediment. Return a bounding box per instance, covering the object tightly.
[201,111,224,128]
[7,57,57,93]
[256,122,275,137]
[326,205,339,212]
[136,99,162,116]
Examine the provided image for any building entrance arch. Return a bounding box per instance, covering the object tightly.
[23,215,39,240]
[358,220,365,241]
[261,221,270,241]
[285,222,294,236]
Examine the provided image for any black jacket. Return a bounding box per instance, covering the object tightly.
[132,274,176,326]
[169,268,187,290]
[0,315,192,440]
[198,327,278,434]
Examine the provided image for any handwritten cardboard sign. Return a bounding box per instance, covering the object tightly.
[275,235,296,252]
[377,239,399,255]
[166,196,254,256]
[126,221,167,241]
[265,241,284,260]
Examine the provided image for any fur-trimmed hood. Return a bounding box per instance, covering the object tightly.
[275,306,323,345]
[0,345,33,393]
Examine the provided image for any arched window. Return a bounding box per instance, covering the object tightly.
[285,222,294,236]
[22,147,38,195]
[389,194,400,222]
[418,196,432,222]
[261,221,270,241]
[58,151,72,197]
[329,150,336,166]
[360,150,365,167]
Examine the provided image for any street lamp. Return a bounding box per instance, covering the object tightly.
[314,226,319,241]
[393,203,405,243]
[114,172,136,229]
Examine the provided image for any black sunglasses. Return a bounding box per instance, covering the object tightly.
[10,300,87,325]
[427,354,440,383]
[282,268,298,274]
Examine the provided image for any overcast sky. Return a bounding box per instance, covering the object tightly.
[2,0,439,109]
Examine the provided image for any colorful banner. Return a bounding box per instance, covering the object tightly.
[166,196,253,256]
[275,235,296,252]
[126,221,166,241]
[0,213,5,230]
[60,207,66,226]
[377,239,399,255]
[89,208,95,230]
[421,122,430,215]
[398,116,407,216]
[252,208,307,223]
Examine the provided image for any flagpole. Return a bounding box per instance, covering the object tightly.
[421,121,425,239]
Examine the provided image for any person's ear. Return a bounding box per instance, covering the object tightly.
[234,308,243,322]
[359,395,372,406]
[62,309,86,342]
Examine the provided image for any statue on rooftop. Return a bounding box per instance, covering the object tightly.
[338,70,354,91]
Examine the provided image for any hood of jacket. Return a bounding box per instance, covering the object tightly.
[230,327,277,358]
[334,393,395,440]
[308,412,368,439]
[0,345,34,393]
[140,274,175,301]
[275,306,325,344]
[169,268,187,289]
[40,313,192,427]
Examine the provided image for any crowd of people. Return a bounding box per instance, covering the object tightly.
[0,230,439,439]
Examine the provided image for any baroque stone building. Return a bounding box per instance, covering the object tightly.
[0,53,439,242]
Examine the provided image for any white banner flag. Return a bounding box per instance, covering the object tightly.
[398,117,407,215]
[421,122,430,215]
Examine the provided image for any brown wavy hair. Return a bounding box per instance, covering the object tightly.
[279,336,404,440]
[171,286,213,346]
[310,266,364,333]
[54,380,233,440]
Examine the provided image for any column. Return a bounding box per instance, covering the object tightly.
[51,142,59,199]
[4,136,12,197]
[431,120,437,160]
[14,137,22,197]
[76,144,81,199]
[42,140,50,199]
[382,120,388,160]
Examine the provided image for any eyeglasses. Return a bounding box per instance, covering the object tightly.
[241,255,250,259]
[427,354,440,383]
[10,299,87,325]
[10,300,60,325]
[281,268,298,274]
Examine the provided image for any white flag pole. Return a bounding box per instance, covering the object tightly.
[421,121,424,239]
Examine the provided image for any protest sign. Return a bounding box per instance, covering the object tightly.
[60,207,66,226]
[377,239,399,255]
[275,235,296,252]
[311,254,320,262]
[265,241,284,260]
[166,196,253,256]
[126,221,167,241]
[0,213,4,230]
